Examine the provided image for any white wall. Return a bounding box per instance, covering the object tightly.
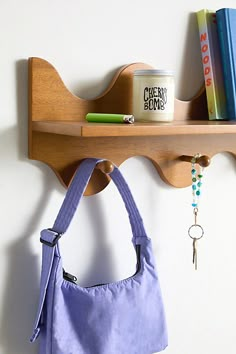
[1,1,236,353]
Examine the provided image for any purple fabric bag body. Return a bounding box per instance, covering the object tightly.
[31,158,168,354]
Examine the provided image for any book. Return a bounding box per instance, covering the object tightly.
[216,8,236,120]
[196,9,227,120]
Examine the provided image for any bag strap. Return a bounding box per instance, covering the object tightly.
[30,158,147,342]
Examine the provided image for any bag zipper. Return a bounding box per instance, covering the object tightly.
[63,269,77,284]
[63,245,141,287]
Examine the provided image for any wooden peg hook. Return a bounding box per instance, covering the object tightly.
[96,160,114,174]
[180,154,211,167]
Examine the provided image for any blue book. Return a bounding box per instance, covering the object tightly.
[216,8,236,120]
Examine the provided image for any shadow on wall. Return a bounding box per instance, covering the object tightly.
[177,12,204,100]
[76,196,120,288]
[0,166,52,354]
[0,59,43,354]
[0,60,118,354]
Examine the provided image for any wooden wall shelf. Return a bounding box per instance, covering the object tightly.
[28,57,236,195]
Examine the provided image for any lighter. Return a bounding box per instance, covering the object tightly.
[86,113,134,124]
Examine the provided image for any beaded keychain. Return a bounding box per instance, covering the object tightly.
[188,153,205,270]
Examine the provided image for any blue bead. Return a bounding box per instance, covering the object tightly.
[192,203,198,207]
[196,190,200,196]
[197,182,202,187]
[191,169,196,174]
[192,185,197,190]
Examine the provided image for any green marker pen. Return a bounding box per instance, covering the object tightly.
[86,113,134,124]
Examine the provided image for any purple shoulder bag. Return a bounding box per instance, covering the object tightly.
[30,158,168,354]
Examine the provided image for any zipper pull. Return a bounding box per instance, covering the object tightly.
[63,269,77,284]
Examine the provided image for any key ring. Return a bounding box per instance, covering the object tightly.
[188,224,204,240]
[187,153,209,270]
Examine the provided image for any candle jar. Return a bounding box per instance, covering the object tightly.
[132,70,175,122]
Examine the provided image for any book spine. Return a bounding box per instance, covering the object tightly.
[217,9,236,119]
[197,9,227,120]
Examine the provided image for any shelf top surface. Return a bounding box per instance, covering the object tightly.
[32,120,236,137]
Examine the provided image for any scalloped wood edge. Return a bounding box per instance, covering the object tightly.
[29,57,236,195]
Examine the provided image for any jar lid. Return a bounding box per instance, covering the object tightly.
[134,69,174,76]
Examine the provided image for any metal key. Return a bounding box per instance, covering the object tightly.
[188,223,204,271]
[192,238,197,270]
